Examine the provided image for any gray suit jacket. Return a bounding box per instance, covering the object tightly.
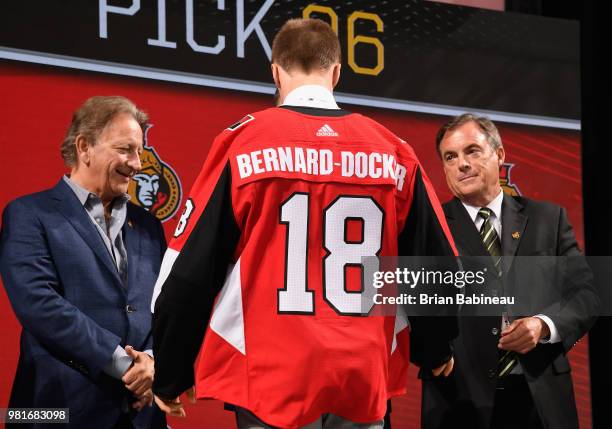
[421,194,599,429]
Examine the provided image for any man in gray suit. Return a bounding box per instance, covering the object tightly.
[421,113,599,429]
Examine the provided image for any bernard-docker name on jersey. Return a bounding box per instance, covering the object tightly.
[235,146,408,191]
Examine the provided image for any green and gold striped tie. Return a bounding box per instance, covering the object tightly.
[478,207,517,378]
[478,207,502,274]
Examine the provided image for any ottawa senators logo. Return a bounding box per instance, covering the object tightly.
[128,125,182,222]
[500,163,521,196]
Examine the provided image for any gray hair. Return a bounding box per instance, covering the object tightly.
[60,96,148,167]
[435,113,502,156]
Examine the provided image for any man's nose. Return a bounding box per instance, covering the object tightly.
[129,152,142,172]
[458,155,470,171]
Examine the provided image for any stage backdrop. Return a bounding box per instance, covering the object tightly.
[0,1,584,428]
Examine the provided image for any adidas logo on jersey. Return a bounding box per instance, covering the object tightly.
[316,124,338,137]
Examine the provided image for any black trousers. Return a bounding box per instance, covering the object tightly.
[490,375,544,429]
[114,412,134,429]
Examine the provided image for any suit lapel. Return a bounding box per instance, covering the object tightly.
[123,205,141,295]
[500,194,527,273]
[51,180,124,289]
[445,198,489,257]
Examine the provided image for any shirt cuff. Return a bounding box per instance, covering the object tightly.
[102,345,133,380]
[534,314,561,344]
[144,349,154,359]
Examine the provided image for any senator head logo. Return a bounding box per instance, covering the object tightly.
[128,125,182,222]
[500,163,521,196]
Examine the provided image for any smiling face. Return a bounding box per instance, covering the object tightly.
[73,113,143,205]
[439,121,505,207]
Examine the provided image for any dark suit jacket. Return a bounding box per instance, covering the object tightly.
[0,179,167,429]
[421,195,599,429]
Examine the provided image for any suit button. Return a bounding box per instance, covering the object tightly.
[126,305,135,313]
[487,369,496,379]
[491,328,499,335]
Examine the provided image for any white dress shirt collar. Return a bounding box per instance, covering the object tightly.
[281,84,340,109]
[461,189,504,225]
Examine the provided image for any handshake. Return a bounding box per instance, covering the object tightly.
[122,345,156,411]
[119,345,196,417]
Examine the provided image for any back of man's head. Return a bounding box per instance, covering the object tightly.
[272,18,341,74]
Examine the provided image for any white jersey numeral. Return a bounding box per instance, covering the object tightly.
[174,198,194,237]
[278,194,383,315]
[278,193,314,313]
[323,197,383,315]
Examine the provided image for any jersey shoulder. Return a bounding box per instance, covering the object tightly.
[215,107,286,144]
[348,113,420,162]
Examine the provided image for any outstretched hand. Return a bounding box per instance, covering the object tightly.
[154,387,196,418]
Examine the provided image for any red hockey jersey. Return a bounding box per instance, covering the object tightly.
[152,106,457,428]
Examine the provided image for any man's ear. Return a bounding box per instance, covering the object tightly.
[271,64,281,89]
[331,63,341,88]
[75,135,90,165]
[497,146,506,167]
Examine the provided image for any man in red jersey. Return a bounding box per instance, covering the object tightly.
[151,18,457,429]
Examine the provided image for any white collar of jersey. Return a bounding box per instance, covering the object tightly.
[462,189,504,225]
[281,85,340,110]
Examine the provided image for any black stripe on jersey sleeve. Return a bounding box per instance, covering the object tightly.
[399,166,458,370]
[398,167,455,258]
[152,162,241,398]
[279,105,352,116]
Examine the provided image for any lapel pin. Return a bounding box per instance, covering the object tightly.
[128,220,134,228]
[512,231,520,240]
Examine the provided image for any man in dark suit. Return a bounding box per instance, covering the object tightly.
[0,96,167,428]
[421,113,599,429]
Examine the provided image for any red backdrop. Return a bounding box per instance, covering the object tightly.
[0,61,588,428]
